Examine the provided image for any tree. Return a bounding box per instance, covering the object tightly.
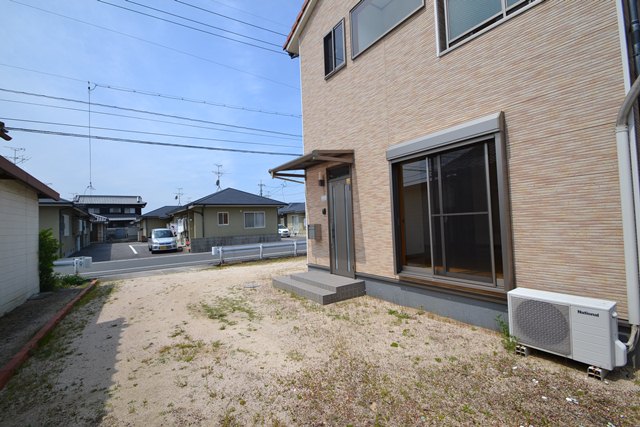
[39,228,60,292]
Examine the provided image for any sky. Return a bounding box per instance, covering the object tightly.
[1,0,305,212]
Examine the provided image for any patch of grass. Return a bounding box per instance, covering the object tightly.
[75,283,116,308]
[169,326,185,338]
[56,274,90,288]
[387,309,412,325]
[159,339,205,363]
[287,350,305,361]
[214,256,298,270]
[390,342,399,348]
[327,311,350,321]
[194,296,259,326]
[495,315,518,353]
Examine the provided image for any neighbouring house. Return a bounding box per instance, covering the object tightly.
[0,156,59,316]
[39,198,91,257]
[138,205,180,242]
[170,188,285,252]
[278,202,306,236]
[270,0,640,347]
[73,195,146,242]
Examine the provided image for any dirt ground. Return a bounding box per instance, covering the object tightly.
[0,257,638,426]
[0,287,82,367]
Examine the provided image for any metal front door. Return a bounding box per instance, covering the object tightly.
[328,167,355,278]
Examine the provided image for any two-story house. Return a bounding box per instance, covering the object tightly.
[270,0,640,360]
[73,195,146,242]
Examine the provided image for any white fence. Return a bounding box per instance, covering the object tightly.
[53,256,93,274]
[211,240,306,265]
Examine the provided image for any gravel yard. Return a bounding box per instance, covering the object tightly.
[0,257,638,426]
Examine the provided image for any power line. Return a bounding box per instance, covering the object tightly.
[174,0,287,37]
[207,0,290,29]
[9,0,299,91]
[126,0,283,45]
[0,63,301,118]
[0,63,85,83]
[96,0,286,55]
[6,127,302,157]
[0,98,302,141]
[1,118,301,149]
[94,84,301,118]
[0,88,302,138]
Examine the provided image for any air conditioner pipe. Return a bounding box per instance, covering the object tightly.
[615,73,640,351]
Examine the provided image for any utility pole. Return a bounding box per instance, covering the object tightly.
[174,187,184,205]
[213,164,224,191]
[4,146,29,165]
[258,180,266,197]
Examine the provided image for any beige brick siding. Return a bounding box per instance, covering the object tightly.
[297,0,631,317]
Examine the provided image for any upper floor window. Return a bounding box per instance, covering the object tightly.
[350,0,424,58]
[324,20,346,77]
[440,0,538,51]
[123,207,136,214]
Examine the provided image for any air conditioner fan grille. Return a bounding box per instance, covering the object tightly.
[510,296,571,356]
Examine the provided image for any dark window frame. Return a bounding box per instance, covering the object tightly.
[387,113,513,293]
[350,0,425,59]
[323,19,346,78]
[437,0,541,53]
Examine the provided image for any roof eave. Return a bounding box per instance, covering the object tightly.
[284,0,318,57]
[0,156,59,200]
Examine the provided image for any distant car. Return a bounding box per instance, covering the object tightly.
[278,224,290,238]
[148,228,178,253]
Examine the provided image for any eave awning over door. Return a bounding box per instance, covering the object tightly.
[269,150,354,183]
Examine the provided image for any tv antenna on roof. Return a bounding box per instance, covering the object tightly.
[213,164,224,191]
[86,82,97,194]
[174,187,184,205]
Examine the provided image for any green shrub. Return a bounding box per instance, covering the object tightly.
[39,228,60,292]
[58,274,88,288]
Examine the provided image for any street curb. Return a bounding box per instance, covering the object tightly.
[0,279,98,390]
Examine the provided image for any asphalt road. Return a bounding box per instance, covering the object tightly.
[54,239,305,280]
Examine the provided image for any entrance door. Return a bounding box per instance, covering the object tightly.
[328,166,355,278]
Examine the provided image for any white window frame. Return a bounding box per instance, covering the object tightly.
[63,214,70,237]
[324,19,346,79]
[350,0,424,59]
[244,211,266,229]
[218,212,229,226]
[437,0,543,55]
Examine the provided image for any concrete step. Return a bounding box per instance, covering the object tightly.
[273,272,365,305]
[290,271,365,293]
[273,276,336,305]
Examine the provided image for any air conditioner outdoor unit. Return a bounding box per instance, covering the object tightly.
[507,288,627,374]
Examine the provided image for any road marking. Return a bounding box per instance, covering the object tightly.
[128,245,138,255]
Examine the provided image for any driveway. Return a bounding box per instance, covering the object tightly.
[71,242,182,262]
[1,258,638,426]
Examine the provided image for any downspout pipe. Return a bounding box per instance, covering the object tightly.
[615,74,640,351]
